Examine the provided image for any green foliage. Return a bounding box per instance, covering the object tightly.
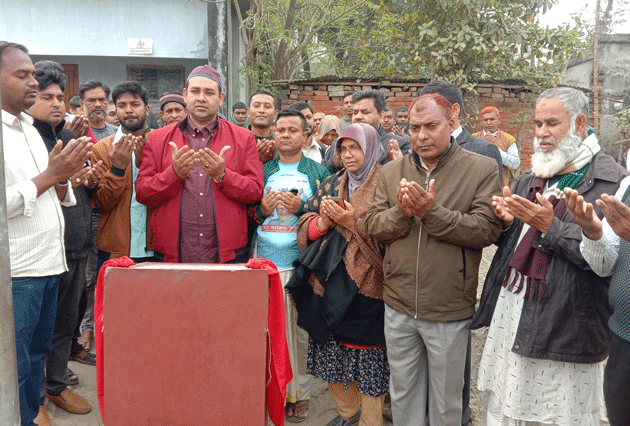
[323,0,587,88]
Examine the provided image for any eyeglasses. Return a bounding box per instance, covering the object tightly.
[338,146,363,156]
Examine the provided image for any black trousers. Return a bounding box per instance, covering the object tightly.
[604,332,630,426]
[42,256,87,398]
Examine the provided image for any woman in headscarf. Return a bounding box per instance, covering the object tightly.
[318,115,341,146]
[287,123,389,426]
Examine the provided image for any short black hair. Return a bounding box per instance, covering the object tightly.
[69,95,82,109]
[276,108,307,132]
[383,106,394,114]
[0,41,28,69]
[352,89,386,113]
[33,61,67,93]
[111,81,149,106]
[396,107,408,114]
[79,80,111,101]
[289,101,313,114]
[421,80,463,117]
[232,101,246,111]
[250,89,278,109]
[343,91,354,99]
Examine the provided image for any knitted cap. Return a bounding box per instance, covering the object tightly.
[187,65,222,92]
[159,92,186,111]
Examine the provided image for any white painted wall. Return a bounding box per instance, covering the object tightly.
[0,0,208,58]
[28,55,206,94]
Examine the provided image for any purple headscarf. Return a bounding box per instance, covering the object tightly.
[337,123,384,197]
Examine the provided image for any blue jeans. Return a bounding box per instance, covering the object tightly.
[12,276,59,426]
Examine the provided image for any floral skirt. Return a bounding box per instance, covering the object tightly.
[307,336,390,397]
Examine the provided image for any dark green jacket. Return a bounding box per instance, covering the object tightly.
[253,155,329,222]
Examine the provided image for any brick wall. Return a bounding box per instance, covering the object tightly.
[276,81,539,172]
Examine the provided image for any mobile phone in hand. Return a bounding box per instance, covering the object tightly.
[327,196,345,209]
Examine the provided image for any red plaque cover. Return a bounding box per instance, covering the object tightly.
[103,264,269,425]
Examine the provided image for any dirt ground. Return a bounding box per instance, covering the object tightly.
[49,246,607,425]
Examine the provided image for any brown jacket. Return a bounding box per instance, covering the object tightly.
[365,139,502,322]
[93,133,152,259]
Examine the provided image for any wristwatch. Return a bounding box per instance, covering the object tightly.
[213,170,226,184]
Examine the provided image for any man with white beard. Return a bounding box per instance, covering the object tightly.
[470,87,629,426]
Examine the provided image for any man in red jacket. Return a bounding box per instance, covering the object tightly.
[136,65,264,263]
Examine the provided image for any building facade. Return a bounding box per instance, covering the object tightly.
[0,0,249,115]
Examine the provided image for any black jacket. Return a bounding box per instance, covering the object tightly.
[471,152,629,363]
[32,118,94,259]
[456,128,504,184]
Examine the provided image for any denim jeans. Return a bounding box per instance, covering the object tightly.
[12,276,59,426]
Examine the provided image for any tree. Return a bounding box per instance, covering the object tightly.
[572,0,629,44]
[323,0,586,89]
[226,0,368,90]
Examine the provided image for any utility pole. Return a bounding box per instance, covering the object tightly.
[0,82,22,425]
[593,0,601,133]
[207,0,229,118]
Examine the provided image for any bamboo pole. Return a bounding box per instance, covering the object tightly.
[593,0,601,133]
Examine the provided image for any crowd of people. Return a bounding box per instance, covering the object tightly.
[2,39,629,426]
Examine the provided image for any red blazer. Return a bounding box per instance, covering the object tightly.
[135,117,264,263]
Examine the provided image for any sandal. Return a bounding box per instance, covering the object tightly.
[286,400,309,423]
[67,368,79,386]
[69,349,96,366]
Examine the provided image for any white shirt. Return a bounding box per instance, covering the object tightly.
[482,130,521,170]
[580,175,630,276]
[301,137,323,164]
[2,110,75,277]
[451,125,463,139]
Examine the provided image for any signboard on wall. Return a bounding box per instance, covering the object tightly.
[128,39,153,55]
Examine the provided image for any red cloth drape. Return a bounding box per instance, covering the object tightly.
[94,256,136,424]
[95,257,291,425]
[246,258,293,426]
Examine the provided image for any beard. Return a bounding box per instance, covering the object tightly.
[531,122,582,178]
[87,110,106,121]
[120,115,146,132]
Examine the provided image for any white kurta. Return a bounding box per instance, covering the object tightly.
[477,183,607,426]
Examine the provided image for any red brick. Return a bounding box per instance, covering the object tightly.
[314,90,328,96]
[396,91,411,97]
[313,95,329,101]
[301,90,314,96]
[297,94,311,101]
